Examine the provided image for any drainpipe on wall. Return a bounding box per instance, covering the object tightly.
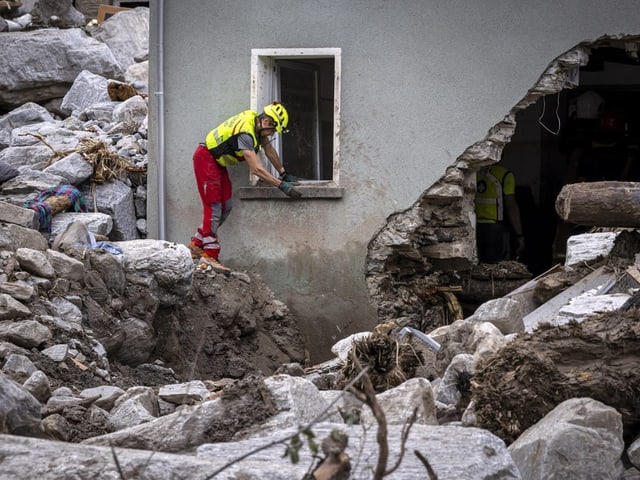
[154,0,166,239]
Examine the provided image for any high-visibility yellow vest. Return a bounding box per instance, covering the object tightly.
[204,110,260,167]
[475,165,515,223]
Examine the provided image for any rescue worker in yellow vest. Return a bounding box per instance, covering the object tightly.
[188,102,301,273]
[475,164,525,263]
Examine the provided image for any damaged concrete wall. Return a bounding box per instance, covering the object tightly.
[366,46,595,328]
[149,1,640,363]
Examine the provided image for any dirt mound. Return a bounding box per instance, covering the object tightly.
[151,269,306,382]
[472,308,640,445]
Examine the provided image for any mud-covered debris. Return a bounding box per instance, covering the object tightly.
[472,308,640,445]
[334,333,424,393]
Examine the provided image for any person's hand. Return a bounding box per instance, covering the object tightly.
[280,170,300,185]
[278,181,302,198]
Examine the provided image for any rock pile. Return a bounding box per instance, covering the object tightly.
[1,3,640,480]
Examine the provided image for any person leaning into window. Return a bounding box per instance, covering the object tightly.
[188,102,301,274]
[475,164,525,263]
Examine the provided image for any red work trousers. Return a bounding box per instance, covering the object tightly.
[191,145,232,258]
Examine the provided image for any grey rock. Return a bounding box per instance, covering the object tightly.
[81,179,138,240]
[43,152,94,185]
[22,370,51,403]
[0,372,42,436]
[0,145,52,171]
[509,397,624,480]
[51,212,113,239]
[361,377,438,427]
[116,239,193,305]
[89,7,149,72]
[41,413,70,441]
[60,70,112,118]
[0,223,48,251]
[0,29,123,109]
[468,296,525,334]
[158,381,209,405]
[196,423,521,480]
[45,249,85,281]
[31,0,85,28]
[2,353,37,383]
[15,247,55,278]
[41,344,68,362]
[0,103,54,149]
[0,434,225,479]
[0,201,38,230]
[0,294,31,321]
[80,385,124,411]
[112,317,155,367]
[108,386,158,431]
[0,280,37,302]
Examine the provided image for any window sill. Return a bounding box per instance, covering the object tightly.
[238,185,344,200]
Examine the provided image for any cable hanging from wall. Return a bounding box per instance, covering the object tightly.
[538,92,562,135]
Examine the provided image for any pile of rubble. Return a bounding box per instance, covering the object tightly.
[1,2,640,479]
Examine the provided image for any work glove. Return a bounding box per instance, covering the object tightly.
[279,181,302,198]
[279,170,300,185]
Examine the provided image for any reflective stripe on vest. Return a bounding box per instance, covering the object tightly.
[476,168,505,222]
[204,110,260,167]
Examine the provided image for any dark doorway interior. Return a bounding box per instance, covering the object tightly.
[500,41,640,275]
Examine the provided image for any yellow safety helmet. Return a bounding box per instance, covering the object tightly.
[263,102,289,133]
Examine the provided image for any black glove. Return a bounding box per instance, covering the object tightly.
[279,181,302,198]
[279,170,300,185]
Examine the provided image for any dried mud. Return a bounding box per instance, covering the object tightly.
[472,308,640,445]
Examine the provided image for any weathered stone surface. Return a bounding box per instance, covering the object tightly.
[0,202,38,230]
[0,373,42,436]
[509,398,624,480]
[81,179,138,241]
[116,239,193,305]
[468,296,525,334]
[15,248,55,278]
[89,7,149,72]
[197,423,521,480]
[360,377,438,426]
[0,29,123,109]
[158,381,209,405]
[0,434,225,479]
[43,152,94,185]
[0,295,32,321]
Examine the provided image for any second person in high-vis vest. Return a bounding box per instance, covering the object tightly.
[475,164,525,263]
[188,102,301,273]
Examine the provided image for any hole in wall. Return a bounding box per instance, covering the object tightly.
[502,37,640,276]
[366,34,640,330]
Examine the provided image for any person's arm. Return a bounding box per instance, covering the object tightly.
[261,139,285,176]
[504,194,523,237]
[242,149,281,187]
[505,194,525,257]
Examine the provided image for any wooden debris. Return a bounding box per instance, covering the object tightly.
[473,308,640,445]
[556,181,640,227]
[71,357,89,371]
[43,195,72,215]
[334,334,423,393]
[523,265,615,333]
[108,81,147,101]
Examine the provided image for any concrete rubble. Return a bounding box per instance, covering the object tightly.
[0,3,639,480]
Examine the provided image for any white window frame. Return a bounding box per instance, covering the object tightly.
[250,48,341,187]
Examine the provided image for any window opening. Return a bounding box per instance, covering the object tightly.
[251,48,341,185]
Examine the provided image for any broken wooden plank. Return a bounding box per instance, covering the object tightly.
[522,265,615,333]
[555,181,640,227]
[506,263,563,298]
